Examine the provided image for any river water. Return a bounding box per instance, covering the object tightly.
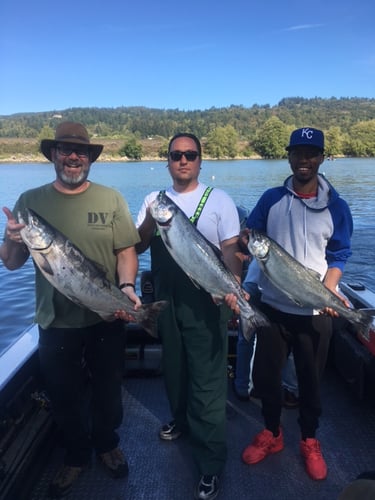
[0,158,374,355]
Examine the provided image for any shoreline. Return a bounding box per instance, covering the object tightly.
[0,154,263,163]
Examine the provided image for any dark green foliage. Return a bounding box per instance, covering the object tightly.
[118,137,143,160]
[252,117,290,158]
[1,98,375,158]
[205,125,239,158]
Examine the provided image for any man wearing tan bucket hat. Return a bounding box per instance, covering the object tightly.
[0,121,141,498]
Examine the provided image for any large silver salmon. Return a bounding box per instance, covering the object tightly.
[149,192,269,340]
[248,229,373,339]
[19,208,167,338]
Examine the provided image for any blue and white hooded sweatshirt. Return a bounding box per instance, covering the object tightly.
[247,173,353,315]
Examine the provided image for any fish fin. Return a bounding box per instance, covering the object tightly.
[65,293,97,313]
[189,277,202,289]
[359,308,375,315]
[17,210,26,225]
[357,309,374,341]
[240,316,256,342]
[137,300,169,338]
[39,255,54,276]
[211,293,223,304]
[291,298,305,307]
[306,267,322,280]
[98,313,117,322]
[241,306,270,341]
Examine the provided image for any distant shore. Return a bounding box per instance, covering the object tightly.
[0,153,262,163]
[0,137,262,163]
[0,154,158,163]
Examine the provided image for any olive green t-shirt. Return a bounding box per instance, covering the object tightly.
[14,182,140,328]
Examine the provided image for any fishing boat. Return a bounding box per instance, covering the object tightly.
[1,276,375,500]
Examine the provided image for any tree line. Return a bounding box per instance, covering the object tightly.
[1,97,375,159]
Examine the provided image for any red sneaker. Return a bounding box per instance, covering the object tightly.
[242,428,284,464]
[300,438,327,480]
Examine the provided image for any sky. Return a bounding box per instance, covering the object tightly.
[1,0,374,116]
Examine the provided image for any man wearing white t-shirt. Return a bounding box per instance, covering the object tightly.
[136,133,242,500]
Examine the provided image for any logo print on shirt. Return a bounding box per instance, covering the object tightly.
[88,212,110,225]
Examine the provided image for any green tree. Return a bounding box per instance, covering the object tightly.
[36,125,55,153]
[3,98,375,159]
[158,142,169,159]
[204,125,238,158]
[37,125,54,141]
[119,137,143,160]
[348,120,375,156]
[325,127,345,157]
[252,116,289,158]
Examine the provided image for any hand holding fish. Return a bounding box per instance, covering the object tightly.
[248,229,373,339]
[114,286,142,322]
[0,207,29,270]
[149,192,270,340]
[223,291,250,315]
[321,269,352,317]
[18,208,168,337]
[3,206,25,244]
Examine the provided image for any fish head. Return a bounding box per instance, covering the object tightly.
[248,229,270,261]
[18,208,53,251]
[149,192,177,225]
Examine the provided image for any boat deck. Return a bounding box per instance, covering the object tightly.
[29,362,375,500]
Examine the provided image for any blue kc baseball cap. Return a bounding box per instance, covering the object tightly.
[286,127,324,152]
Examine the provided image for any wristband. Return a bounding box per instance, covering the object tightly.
[119,282,135,290]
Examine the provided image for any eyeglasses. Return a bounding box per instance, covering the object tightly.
[56,145,90,158]
[169,150,199,162]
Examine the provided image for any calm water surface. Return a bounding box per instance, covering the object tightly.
[1,158,374,354]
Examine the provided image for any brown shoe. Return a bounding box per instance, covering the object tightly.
[99,447,129,478]
[48,465,85,498]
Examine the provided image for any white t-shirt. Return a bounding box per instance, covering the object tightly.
[136,183,240,249]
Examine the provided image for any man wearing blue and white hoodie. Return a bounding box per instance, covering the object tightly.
[241,127,353,481]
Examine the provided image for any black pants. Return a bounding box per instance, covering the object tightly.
[38,321,125,466]
[252,303,332,439]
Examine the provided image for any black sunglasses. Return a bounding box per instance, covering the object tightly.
[169,150,199,162]
[56,145,90,158]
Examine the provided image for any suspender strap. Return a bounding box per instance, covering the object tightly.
[155,187,213,236]
[190,187,213,226]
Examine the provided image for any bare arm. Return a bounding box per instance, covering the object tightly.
[324,267,342,292]
[113,245,142,322]
[221,236,248,314]
[221,236,243,283]
[0,207,29,270]
[323,266,351,316]
[116,246,142,307]
[135,208,156,254]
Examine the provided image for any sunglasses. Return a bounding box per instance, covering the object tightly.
[56,145,90,158]
[169,150,199,162]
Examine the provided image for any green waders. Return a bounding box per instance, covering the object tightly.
[151,234,230,476]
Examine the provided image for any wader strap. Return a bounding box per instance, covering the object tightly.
[190,187,213,226]
[156,187,213,235]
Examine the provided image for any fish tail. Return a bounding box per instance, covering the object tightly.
[357,309,374,341]
[138,300,169,338]
[240,309,270,342]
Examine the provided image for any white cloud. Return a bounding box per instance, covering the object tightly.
[284,24,324,31]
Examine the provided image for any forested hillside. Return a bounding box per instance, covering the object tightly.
[1,97,375,160]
